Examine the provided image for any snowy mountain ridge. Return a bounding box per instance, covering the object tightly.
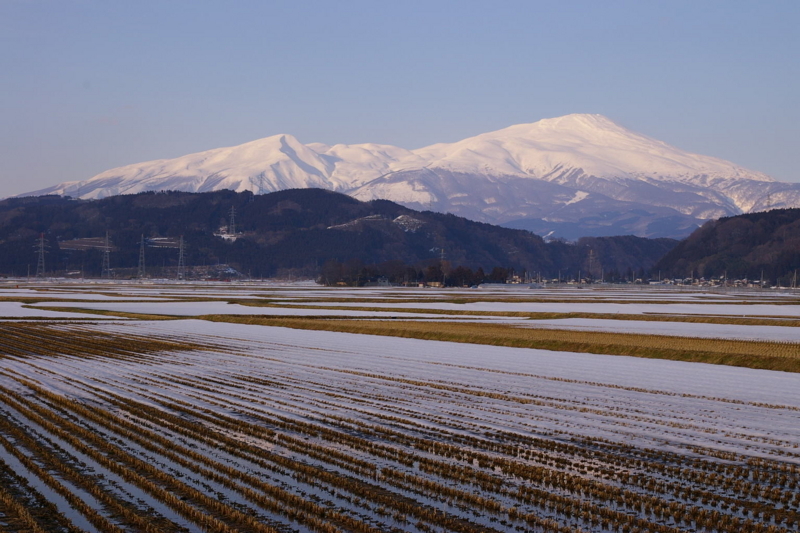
[22,114,798,239]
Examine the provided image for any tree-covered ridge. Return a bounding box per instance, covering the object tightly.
[0,189,676,280]
[654,208,800,284]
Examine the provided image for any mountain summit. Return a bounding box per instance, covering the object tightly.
[407,114,773,184]
[22,114,798,239]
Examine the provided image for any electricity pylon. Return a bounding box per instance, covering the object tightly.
[101,231,112,279]
[254,172,267,195]
[35,234,47,278]
[177,236,186,280]
[137,235,146,279]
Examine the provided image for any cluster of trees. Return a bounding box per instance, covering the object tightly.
[318,258,653,286]
[318,259,513,287]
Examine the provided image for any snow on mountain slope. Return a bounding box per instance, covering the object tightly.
[28,134,335,199]
[20,114,797,238]
[413,114,774,185]
[310,143,422,189]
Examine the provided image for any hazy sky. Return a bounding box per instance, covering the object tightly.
[1,1,798,197]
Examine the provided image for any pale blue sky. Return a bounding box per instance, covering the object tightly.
[1,0,798,196]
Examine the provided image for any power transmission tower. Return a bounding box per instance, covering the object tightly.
[35,233,47,278]
[177,235,186,280]
[101,231,112,279]
[228,206,236,236]
[255,171,266,195]
[137,235,146,279]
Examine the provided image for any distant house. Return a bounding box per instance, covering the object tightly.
[364,277,392,287]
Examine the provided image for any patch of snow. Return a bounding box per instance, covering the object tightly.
[564,190,589,205]
[392,214,425,232]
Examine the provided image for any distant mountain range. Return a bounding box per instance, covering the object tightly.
[22,114,797,239]
[0,189,676,279]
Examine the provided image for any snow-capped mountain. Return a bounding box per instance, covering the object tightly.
[22,114,798,239]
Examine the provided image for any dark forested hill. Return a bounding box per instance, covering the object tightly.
[0,189,676,280]
[654,208,800,284]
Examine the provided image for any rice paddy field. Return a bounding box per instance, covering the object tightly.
[1,280,799,532]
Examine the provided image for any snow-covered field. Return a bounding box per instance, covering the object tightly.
[294,298,800,318]
[33,300,491,320]
[519,317,800,342]
[0,281,799,532]
[0,301,109,319]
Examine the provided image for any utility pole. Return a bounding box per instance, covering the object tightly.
[101,231,112,279]
[35,233,46,278]
[440,248,446,286]
[177,236,186,280]
[137,235,146,279]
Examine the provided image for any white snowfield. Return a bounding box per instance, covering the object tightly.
[34,299,497,320]
[8,283,800,339]
[296,298,800,318]
[20,114,800,234]
[520,318,800,342]
[0,287,166,300]
[0,301,101,319]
